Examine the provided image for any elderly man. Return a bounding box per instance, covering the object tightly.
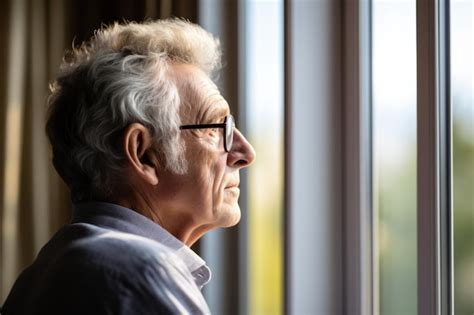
[2,19,255,314]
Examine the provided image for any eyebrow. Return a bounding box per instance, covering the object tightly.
[201,102,230,124]
[211,106,230,121]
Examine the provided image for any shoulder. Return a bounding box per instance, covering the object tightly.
[8,225,209,314]
[57,228,193,291]
[59,228,209,314]
[66,228,179,268]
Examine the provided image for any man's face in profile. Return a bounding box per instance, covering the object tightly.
[153,64,256,233]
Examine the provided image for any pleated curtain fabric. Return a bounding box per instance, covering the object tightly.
[0,0,70,301]
[0,0,199,302]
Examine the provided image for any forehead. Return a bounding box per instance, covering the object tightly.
[172,64,229,121]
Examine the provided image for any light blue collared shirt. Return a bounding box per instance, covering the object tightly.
[2,202,212,315]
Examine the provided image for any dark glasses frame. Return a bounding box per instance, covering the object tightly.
[179,115,235,152]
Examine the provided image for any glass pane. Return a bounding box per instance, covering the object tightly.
[246,1,284,314]
[451,1,474,314]
[372,1,417,314]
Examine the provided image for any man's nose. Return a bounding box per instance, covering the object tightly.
[227,129,256,168]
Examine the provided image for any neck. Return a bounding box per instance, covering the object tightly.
[112,192,209,247]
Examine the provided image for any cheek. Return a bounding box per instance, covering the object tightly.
[211,156,228,209]
[196,157,228,210]
[187,147,221,197]
[184,136,228,210]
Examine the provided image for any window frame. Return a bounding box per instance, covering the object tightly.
[342,0,454,315]
[342,1,374,315]
[198,0,454,314]
[286,1,344,314]
[318,0,456,313]
[416,0,453,314]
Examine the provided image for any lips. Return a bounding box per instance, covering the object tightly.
[226,183,239,189]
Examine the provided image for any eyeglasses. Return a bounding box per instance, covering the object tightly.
[179,115,235,152]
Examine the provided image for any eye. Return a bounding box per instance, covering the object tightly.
[208,128,219,136]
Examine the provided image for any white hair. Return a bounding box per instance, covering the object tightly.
[46,19,221,202]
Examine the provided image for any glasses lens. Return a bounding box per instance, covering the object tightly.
[225,115,234,151]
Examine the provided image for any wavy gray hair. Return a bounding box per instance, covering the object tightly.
[46,19,221,202]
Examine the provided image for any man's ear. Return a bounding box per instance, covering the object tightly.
[123,123,159,185]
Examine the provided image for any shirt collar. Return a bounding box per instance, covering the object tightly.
[72,201,211,288]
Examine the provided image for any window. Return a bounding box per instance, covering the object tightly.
[246,1,284,314]
[346,1,470,314]
[372,1,417,314]
[200,1,469,314]
[451,1,474,314]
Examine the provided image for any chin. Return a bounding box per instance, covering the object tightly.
[217,204,241,228]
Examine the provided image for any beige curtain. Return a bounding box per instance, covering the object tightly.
[0,0,70,301]
[0,0,199,302]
